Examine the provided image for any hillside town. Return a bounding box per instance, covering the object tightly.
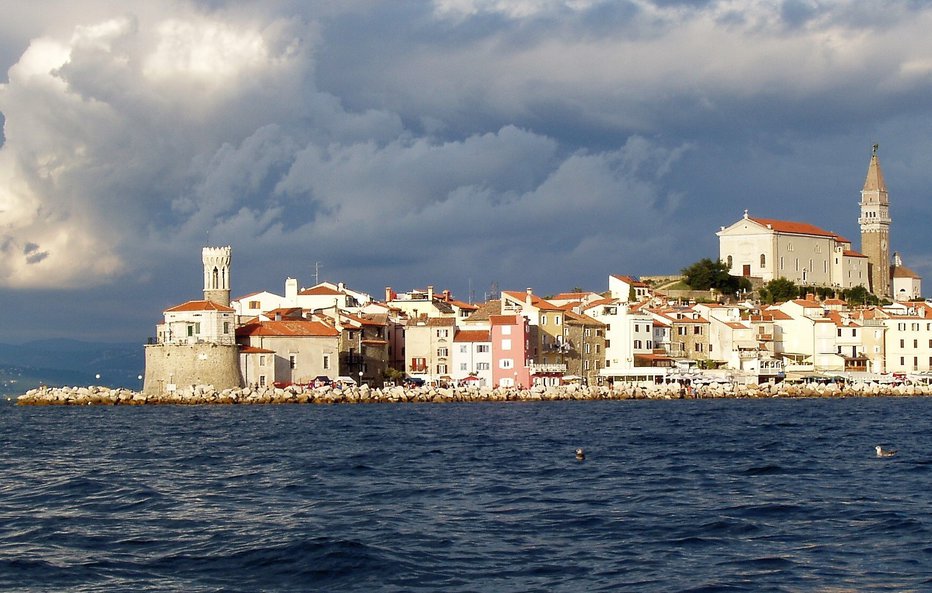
[139,146,929,395]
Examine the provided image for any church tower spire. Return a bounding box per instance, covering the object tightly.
[858,144,891,297]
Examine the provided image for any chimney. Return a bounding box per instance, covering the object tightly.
[428,285,434,301]
[285,277,298,305]
[338,282,345,292]
[385,286,392,302]
[526,288,533,306]
[275,311,282,321]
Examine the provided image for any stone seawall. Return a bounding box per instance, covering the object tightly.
[15,381,932,406]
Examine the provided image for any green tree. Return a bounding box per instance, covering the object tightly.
[759,278,799,304]
[843,285,879,306]
[681,258,751,294]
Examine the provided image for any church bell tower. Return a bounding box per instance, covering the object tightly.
[858,145,891,298]
[202,245,232,307]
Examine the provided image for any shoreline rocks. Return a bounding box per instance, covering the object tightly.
[14,381,932,406]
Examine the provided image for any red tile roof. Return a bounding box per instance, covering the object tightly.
[490,314,522,326]
[299,285,342,296]
[843,250,867,258]
[748,217,845,241]
[236,320,340,338]
[165,300,235,313]
[611,274,649,287]
[502,290,561,311]
[239,345,276,354]
[454,330,491,342]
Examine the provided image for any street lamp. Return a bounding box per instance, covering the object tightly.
[358,370,363,387]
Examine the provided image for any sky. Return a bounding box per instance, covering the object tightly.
[2,0,932,343]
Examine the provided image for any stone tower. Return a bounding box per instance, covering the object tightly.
[858,145,891,298]
[202,245,232,307]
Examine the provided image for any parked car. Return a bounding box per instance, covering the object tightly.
[403,376,425,388]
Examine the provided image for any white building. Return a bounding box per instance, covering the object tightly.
[891,253,922,302]
[452,329,493,386]
[157,300,237,345]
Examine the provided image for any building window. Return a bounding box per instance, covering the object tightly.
[633,340,641,349]
[780,256,784,270]
[760,254,766,268]
[694,326,701,335]
[555,316,561,325]
[586,343,592,353]
[289,355,296,370]
[460,363,468,371]
[695,343,703,352]
[438,347,449,357]
[477,362,490,371]
[223,322,230,334]
[477,345,490,353]
[259,375,266,387]
[541,315,547,325]
[501,326,511,336]
[437,364,447,375]
[437,329,449,338]
[900,339,905,348]
[460,345,468,353]
[502,339,512,351]
[500,359,513,369]
[726,255,733,269]
[323,354,331,370]
[248,300,261,309]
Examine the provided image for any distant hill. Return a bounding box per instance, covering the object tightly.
[0,340,145,396]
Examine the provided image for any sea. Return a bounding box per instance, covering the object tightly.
[1,397,931,592]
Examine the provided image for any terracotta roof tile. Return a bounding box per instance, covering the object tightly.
[748,217,841,240]
[454,330,491,342]
[236,320,340,338]
[165,300,235,313]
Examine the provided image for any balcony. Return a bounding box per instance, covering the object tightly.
[530,363,567,374]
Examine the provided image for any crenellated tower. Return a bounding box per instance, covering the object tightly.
[858,144,891,298]
[202,245,232,307]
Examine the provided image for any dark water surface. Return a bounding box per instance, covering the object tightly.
[1,398,931,592]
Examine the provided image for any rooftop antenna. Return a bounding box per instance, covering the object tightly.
[313,262,322,285]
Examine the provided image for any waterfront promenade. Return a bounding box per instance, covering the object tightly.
[14,380,932,406]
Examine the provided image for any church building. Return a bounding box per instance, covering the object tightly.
[718,145,917,297]
[717,212,867,289]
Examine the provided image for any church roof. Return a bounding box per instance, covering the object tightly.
[863,144,887,193]
[892,265,921,279]
[747,216,842,240]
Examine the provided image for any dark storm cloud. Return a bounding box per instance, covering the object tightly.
[1,0,932,342]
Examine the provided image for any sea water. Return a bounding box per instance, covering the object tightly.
[1,398,931,592]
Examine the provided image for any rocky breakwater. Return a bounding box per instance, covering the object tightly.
[15,380,932,406]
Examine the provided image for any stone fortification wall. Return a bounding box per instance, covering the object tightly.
[143,343,241,395]
[17,380,932,406]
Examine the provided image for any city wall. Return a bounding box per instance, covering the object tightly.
[142,343,241,395]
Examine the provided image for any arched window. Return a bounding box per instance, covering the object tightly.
[760,254,766,268]
[212,267,219,289]
[726,255,733,269]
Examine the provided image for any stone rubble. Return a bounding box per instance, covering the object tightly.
[14,381,932,406]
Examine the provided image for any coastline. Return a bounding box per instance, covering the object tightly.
[13,381,932,406]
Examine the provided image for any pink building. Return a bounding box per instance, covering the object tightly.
[490,314,531,388]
